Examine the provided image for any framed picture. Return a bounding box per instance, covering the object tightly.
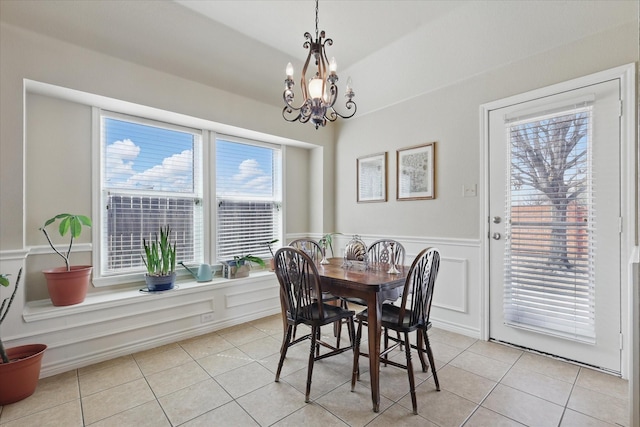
[397,142,435,200]
[357,152,387,203]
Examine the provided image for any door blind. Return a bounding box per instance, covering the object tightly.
[503,106,596,343]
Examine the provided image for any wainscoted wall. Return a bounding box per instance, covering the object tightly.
[1,250,281,378]
[1,234,479,378]
[327,234,482,338]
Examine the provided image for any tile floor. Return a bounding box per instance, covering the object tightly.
[0,313,630,426]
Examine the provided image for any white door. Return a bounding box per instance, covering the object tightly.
[488,79,621,372]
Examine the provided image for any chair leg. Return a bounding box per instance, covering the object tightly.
[403,331,418,415]
[423,330,440,391]
[306,326,318,403]
[383,327,389,366]
[416,330,428,372]
[276,325,293,382]
[335,299,349,348]
[351,318,362,390]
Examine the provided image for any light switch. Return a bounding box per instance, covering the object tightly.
[463,184,477,197]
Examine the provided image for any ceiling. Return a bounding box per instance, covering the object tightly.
[0,1,635,117]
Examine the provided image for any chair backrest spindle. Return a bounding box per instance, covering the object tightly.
[367,239,406,265]
[288,239,323,263]
[397,247,440,328]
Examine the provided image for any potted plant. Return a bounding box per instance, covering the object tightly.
[141,226,177,291]
[40,213,93,306]
[263,239,279,271]
[319,232,342,263]
[0,269,47,405]
[222,254,265,279]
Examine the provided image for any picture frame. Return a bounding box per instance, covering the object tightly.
[357,152,387,203]
[396,142,435,200]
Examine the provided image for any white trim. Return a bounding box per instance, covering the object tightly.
[24,79,316,150]
[0,249,29,261]
[22,271,275,323]
[28,243,92,256]
[480,63,637,385]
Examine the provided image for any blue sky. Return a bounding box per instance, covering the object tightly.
[103,118,274,197]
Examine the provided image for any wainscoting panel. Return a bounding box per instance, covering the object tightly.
[309,233,483,338]
[1,250,281,377]
[2,236,481,378]
[432,257,468,313]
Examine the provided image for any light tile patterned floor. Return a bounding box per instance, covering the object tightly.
[0,314,630,426]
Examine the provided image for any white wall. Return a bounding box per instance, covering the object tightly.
[0,22,331,375]
[334,20,638,341]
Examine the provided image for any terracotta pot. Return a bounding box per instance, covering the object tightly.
[42,265,92,306]
[0,344,47,405]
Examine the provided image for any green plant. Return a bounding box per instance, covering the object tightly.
[141,226,177,276]
[232,254,266,268]
[319,232,342,257]
[0,269,21,363]
[40,213,92,271]
[263,239,279,257]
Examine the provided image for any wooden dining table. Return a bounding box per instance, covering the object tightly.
[316,258,409,412]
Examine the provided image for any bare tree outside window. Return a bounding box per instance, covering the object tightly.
[509,111,590,270]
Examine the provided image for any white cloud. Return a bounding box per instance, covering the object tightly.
[105,139,140,182]
[233,159,262,182]
[125,149,193,192]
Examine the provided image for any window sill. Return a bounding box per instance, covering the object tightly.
[23,270,275,323]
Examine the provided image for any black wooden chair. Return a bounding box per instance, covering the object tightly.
[274,247,356,403]
[351,247,441,415]
[288,239,343,346]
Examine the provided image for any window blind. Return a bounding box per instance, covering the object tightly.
[101,113,204,275]
[503,106,596,343]
[216,138,282,261]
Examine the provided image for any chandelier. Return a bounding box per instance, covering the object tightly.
[282,0,356,129]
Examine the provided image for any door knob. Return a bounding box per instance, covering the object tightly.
[492,216,502,224]
[492,232,501,240]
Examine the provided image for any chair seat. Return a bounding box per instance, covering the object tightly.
[357,306,432,333]
[288,303,355,327]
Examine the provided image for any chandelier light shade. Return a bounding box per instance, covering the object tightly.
[282,0,356,129]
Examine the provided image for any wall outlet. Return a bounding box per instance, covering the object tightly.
[462,184,477,197]
[200,312,214,323]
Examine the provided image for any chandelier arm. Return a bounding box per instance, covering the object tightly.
[282,106,303,123]
[328,99,357,120]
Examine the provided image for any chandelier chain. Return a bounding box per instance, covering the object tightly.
[315,0,319,40]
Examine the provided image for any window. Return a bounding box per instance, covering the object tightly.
[94,111,283,285]
[216,137,282,261]
[504,105,596,342]
[98,112,204,280]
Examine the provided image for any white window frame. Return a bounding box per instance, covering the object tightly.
[93,109,206,286]
[213,134,283,262]
[91,110,283,287]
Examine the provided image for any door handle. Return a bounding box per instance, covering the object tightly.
[492,232,501,240]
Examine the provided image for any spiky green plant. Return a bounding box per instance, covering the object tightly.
[141,226,177,276]
[1,269,22,363]
[40,213,92,271]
